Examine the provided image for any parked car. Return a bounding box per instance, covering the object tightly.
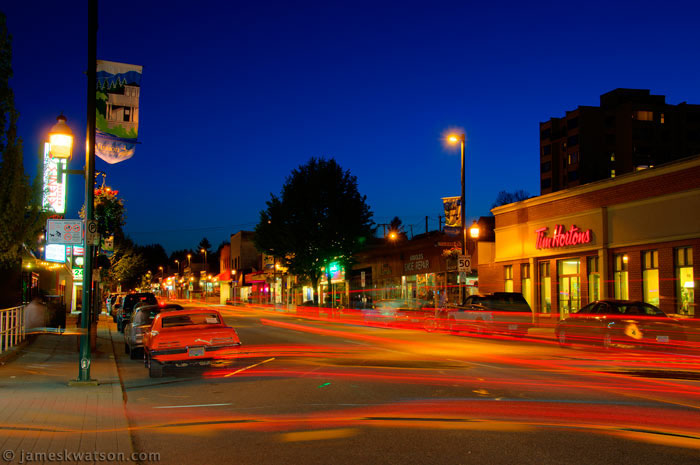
[439,292,534,336]
[124,303,184,359]
[117,292,157,332]
[555,299,688,349]
[143,308,241,378]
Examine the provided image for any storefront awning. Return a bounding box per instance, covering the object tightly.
[245,271,267,284]
[214,270,232,282]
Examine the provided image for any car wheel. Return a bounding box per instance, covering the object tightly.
[125,343,130,355]
[149,360,163,378]
[557,329,569,347]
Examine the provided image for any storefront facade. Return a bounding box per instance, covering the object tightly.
[352,231,479,306]
[479,156,700,320]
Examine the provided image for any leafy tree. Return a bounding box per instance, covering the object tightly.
[492,189,531,209]
[388,216,408,241]
[197,237,212,253]
[109,234,146,290]
[136,243,169,276]
[0,13,46,269]
[254,157,375,303]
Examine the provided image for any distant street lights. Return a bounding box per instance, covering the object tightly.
[201,249,208,297]
[174,259,180,274]
[187,254,192,268]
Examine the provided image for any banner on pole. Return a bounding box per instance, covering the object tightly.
[442,196,462,236]
[95,60,143,164]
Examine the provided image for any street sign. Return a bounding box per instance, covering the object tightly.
[458,255,471,273]
[86,220,99,246]
[46,219,83,245]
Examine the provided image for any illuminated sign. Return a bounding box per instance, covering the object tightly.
[324,261,345,281]
[42,143,67,214]
[45,244,66,263]
[535,225,593,249]
[404,253,430,273]
[72,268,83,280]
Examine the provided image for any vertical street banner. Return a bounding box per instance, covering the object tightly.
[95,60,143,164]
[442,196,462,236]
[42,142,67,214]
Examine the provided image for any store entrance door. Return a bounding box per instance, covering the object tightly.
[558,259,581,320]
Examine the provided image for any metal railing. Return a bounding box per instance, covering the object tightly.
[0,306,25,353]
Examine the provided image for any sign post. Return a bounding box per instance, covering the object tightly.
[458,255,471,274]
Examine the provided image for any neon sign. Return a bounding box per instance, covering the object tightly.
[42,143,67,214]
[535,225,593,249]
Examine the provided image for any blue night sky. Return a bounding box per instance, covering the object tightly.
[5,1,700,253]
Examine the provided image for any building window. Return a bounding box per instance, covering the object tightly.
[541,178,551,189]
[636,110,653,121]
[541,161,551,173]
[123,107,130,122]
[676,247,694,316]
[521,263,532,308]
[542,144,551,155]
[539,262,551,314]
[568,170,579,182]
[504,265,513,292]
[567,135,579,146]
[568,152,578,165]
[610,152,615,162]
[660,113,665,124]
[611,169,616,178]
[558,259,581,318]
[540,128,551,140]
[567,117,578,130]
[614,254,629,300]
[587,256,600,303]
[642,250,659,306]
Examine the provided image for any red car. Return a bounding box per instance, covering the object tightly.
[143,308,241,378]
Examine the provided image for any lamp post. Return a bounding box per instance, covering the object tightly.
[201,249,208,297]
[448,133,466,305]
[174,259,180,274]
[187,254,192,269]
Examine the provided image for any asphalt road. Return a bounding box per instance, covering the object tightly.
[112,302,700,465]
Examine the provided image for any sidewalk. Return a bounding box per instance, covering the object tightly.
[0,315,133,464]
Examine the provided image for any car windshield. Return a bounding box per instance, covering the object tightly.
[162,313,221,328]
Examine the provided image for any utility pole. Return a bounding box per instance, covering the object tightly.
[438,215,443,232]
[425,216,428,233]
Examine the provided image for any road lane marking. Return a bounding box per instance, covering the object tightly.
[154,403,232,409]
[224,357,276,377]
[280,428,358,442]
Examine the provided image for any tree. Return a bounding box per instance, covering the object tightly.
[254,157,375,303]
[388,216,408,241]
[0,13,46,269]
[198,237,212,253]
[492,189,531,208]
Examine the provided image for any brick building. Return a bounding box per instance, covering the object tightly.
[478,155,699,321]
[540,89,700,194]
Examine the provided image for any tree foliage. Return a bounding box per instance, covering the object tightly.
[0,13,46,268]
[388,216,408,240]
[492,189,531,209]
[197,237,212,253]
[254,157,375,302]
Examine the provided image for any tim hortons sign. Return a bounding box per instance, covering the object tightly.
[535,225,592,249]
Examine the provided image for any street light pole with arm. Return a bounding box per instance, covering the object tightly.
[448,133,466,306]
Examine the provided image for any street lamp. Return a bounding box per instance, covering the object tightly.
[469,220,480,239]
[187,254,192,268]
[201,248,207,273]
[48,115,74,159]
[174,259,180,274]
[388,231,398,241]
[447,132,467,305]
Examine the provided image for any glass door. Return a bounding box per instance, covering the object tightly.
[558,259,581,320]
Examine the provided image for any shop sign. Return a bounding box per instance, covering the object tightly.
[535,224,593,249]
[404,253,430,273]
[42,143,67,214]
[72,268,83,280]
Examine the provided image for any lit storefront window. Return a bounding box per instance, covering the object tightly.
[587,256,600,303]
[642,250,659,306]
[521,263,532,308]
[558,259,580,319]
[614,254,629,300]
[539,262,551,313]
[676,247,694,316]
[504,265,513,292]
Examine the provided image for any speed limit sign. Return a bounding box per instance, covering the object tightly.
[458,255,471,273]
[86,220,100,246]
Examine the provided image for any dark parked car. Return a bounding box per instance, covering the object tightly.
[124,303,184,359]
[117,292,157,332]
[440,292,534,336]
[555,299,688,349]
